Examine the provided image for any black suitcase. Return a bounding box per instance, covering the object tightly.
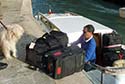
[103,51,121,66]
[26,44,43,68]
[103,32,122,47]
[42,46,84,79]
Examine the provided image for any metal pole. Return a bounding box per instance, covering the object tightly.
[101,71,104,84]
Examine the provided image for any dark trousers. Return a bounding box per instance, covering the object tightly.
[84,60,96,72]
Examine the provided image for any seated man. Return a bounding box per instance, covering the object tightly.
[72,24,96,71]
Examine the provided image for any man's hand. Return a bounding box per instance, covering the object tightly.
[86,61,90,64]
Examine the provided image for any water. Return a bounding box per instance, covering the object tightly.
[32,0,125,43]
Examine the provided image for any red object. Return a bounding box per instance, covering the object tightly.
[53,51,62,56]
[48,9,53,14]
[56,67,62,75]
[48,63,51,71]
[118,53,123,59]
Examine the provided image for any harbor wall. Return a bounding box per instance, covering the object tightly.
[0,0,44,60]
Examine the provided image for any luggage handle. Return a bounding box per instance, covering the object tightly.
[42,31,64,48]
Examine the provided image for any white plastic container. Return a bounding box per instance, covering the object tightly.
[119,7,125,18]
[116,74,125,84]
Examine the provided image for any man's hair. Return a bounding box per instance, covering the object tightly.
[84,24,95,34]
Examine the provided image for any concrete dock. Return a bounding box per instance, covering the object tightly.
[0,0,93,84]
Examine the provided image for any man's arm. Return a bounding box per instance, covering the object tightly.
[71,34,83,46]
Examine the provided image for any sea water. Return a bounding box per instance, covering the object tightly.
[32,0,125,43]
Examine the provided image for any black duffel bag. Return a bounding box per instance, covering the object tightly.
[42,45,84,79]
[42,30,68,49]
[32,30,68,54]
[34,30,68,52]
[26,30,68,68]
[103,32,122,46]
[34,38,50,54]
[103,51,121,66]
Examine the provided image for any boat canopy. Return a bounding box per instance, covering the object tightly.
[45,14,113,34]
[40,13,114,43]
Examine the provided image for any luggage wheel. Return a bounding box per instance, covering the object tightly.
[28,65,39,71]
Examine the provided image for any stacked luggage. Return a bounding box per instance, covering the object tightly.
[102,31,125,66]
[42,45,84,79]
[26,30,84,79]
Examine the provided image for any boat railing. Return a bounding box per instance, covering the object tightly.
[64,11,79,16]
[35,12,60,32]
[35,12,46,20]
[90,63,125,75]
[90,63,125,84]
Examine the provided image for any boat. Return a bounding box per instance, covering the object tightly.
[34,11,125,84]
[35,11,122,64]
[35,11,114,43]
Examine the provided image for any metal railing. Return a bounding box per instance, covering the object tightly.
[89,63,125,84]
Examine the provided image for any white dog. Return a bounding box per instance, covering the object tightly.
[0,24,24,59]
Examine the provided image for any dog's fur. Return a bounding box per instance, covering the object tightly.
[0,24,24,59]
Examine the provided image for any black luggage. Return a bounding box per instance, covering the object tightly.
[102,48,125,66]
[46,30,68,48]
[42,45,84,79]
[103,32,122,47]
[37,30,68,49]
[34,38,50,54]
[102,51,123,66]
[26,30,68,67]
[103,32,122,53]
[102,32,124,66]
[26,44,43,68]
[33,30,68,54]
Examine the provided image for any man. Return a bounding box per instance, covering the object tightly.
[72,24,96,71]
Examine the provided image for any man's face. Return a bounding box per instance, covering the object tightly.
[83,27,92,40]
